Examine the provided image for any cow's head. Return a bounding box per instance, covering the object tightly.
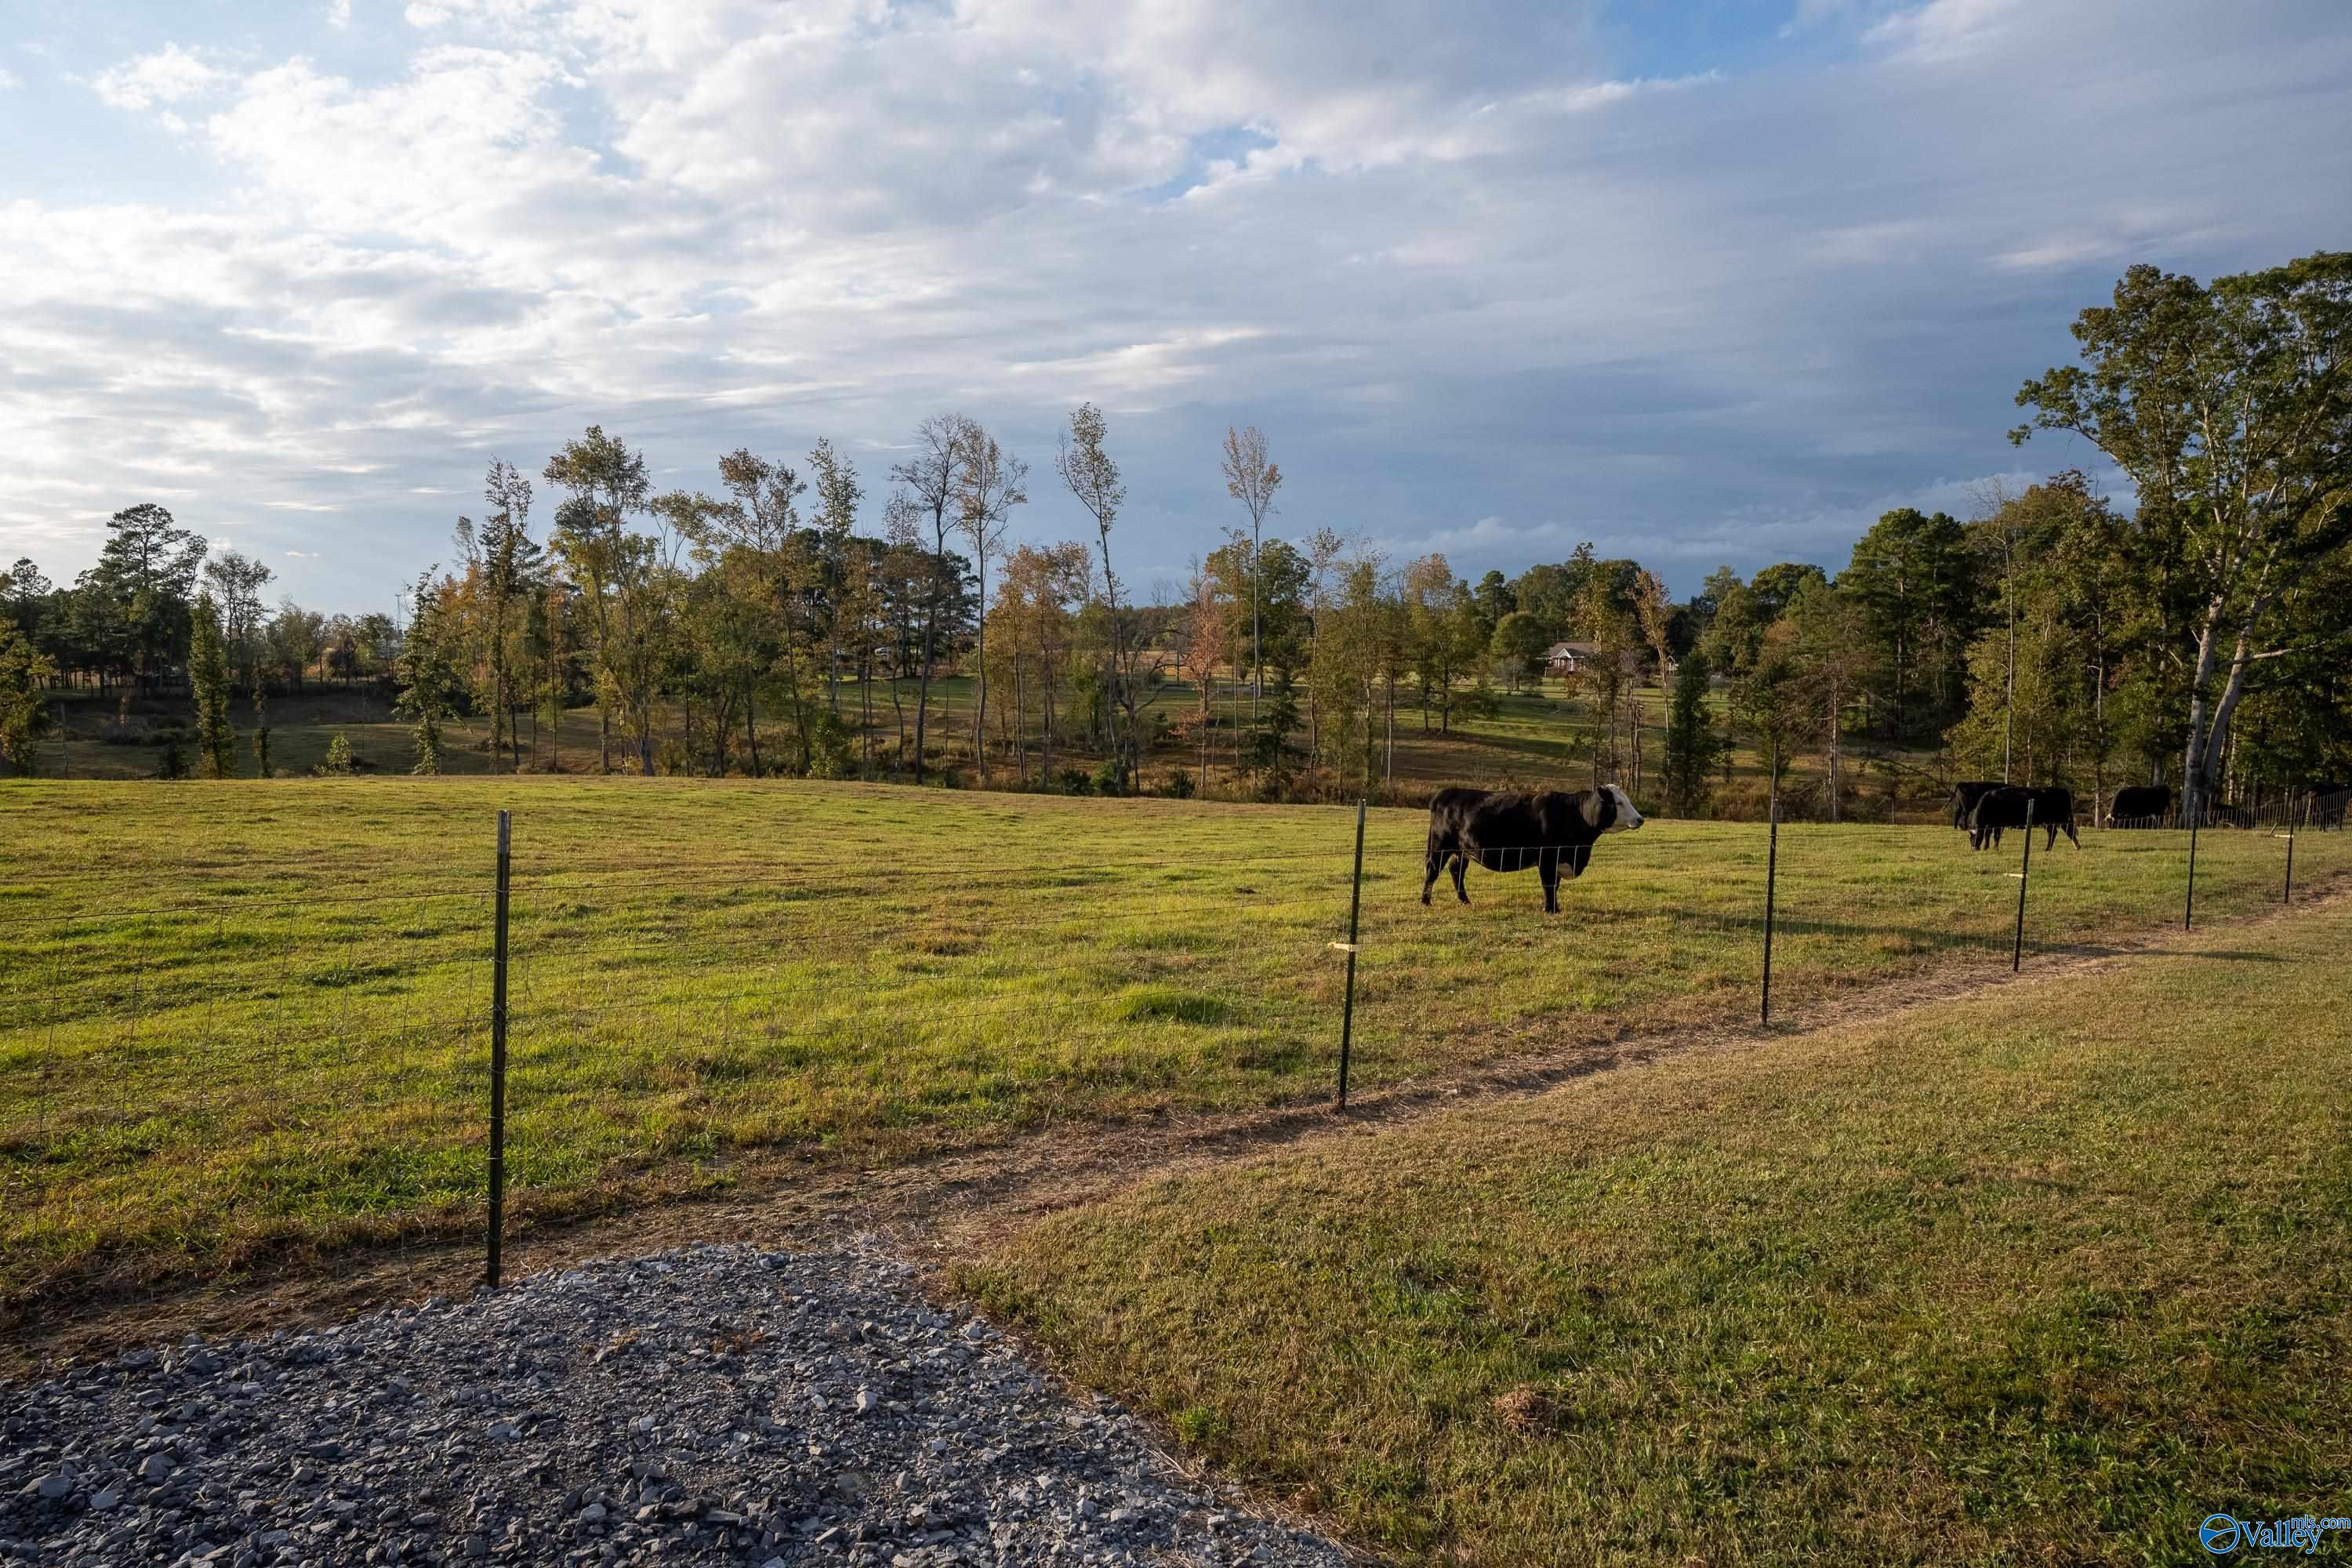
[1577,785,1643,833]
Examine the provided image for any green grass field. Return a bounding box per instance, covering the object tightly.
[2,779,2340,1321]
[967,900,2352,1566]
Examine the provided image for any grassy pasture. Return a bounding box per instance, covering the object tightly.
[2,779,2342,1316]
[968,901,2352,1566]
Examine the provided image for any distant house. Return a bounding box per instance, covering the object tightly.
[1546,641,1671,681]
[1544,641,1596,677]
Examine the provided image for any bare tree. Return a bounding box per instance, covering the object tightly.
[1631,568,1675,798]
[1219,426,1282,723]
[1304,525,1345,777]
[1055,402,1135,786]
[951,419,1027,786]
[891,416,966,785]
[1174,564,1225,794]
[878,494,929,779]
[808,438,863,720]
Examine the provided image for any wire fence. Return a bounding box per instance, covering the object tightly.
[4,789,2348,1313]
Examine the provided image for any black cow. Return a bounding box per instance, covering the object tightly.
[1950,781,2005,830]
[1422,786,1645,913]
[2107,784,2172,826]
[1968,786,2080,851]
[2310,786,2350,830]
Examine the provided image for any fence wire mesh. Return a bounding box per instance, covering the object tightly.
[4,793,2347,1319]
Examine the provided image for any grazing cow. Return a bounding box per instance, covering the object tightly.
[1422,786,1644,913]
[1949,781,2005,830]
[1968,786,2081,851]
[2107,784,2172,826]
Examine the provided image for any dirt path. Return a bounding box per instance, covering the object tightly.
[7,882,2342,1381]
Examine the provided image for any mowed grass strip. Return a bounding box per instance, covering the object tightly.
[2,779,2343,1315]
[965,903,2352,1566]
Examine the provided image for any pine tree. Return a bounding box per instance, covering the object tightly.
[189,594,235,779]
[1661,650,1726,816]
[394,574,459,775]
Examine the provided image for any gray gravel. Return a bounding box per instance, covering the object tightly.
[0,1244,1351,1567]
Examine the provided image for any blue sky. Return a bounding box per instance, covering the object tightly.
[3,0,2349,613]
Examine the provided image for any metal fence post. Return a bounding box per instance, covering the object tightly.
[2284,794,2302,905]
[1335,798,1367,1110]
[2011,798,2034,972]
[2184,804,2200,931]
[1761,758,1780,1026]
[487,809,511,1288]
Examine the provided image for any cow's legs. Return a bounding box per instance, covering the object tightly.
[1421,840,1443,906]
[1539,851,1560,913]
[1566,844,1591,879]
[1451,853,1469,903]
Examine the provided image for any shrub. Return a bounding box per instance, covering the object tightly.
[1091,759,1124,797]
[316,733,355,776]
[1454,680,1501,721]
[806,712,855,779]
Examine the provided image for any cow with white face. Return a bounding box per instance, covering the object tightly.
[1421,785,1645,913]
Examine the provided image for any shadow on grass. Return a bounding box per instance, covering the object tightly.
[1581,905,2299,965]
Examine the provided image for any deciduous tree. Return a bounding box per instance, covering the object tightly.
[891,416,967,785]
[1056,402,1138,788]
[1218,426,1282,720]
[0,623,56,775]
[953,419,1026,785]
[546,426,655,771]
[2013,252,2352,821]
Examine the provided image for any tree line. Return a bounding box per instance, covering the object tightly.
[2,252,2345,818]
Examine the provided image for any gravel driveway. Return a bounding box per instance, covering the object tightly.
[0,1244,1352,1567]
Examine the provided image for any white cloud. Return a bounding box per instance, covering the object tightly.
[8,0,2350,604]
[0,65,22,90]
[90,43,233,111]
[1865,0,2029,61]
[328,1,354,29]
